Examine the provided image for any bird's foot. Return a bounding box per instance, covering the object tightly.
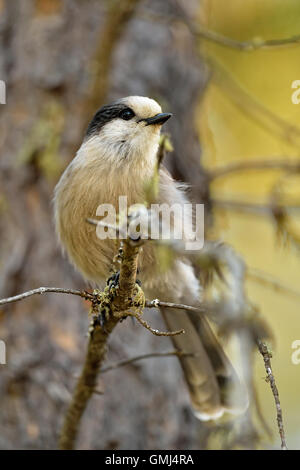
[107,270,142,298]
[89,273,144,333]
[106,271,120,290]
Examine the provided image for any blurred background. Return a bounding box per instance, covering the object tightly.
[0,0,300,450]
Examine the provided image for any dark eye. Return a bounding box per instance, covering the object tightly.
[119,108,135,121]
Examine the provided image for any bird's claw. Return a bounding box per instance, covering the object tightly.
[89,273,143,332]
[107,271,120,289]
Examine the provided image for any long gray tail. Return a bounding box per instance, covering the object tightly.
[160,307,248,420]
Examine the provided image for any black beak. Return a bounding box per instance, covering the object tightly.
[144,113,172,126]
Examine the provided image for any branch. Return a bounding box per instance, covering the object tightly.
[208,159,300,181]
[86,218,146,246]
[0,286,93,306]
[0,230,283,449]
[209,58,300,149]
[58,312,119,450]
[172,0,300,51]
[141,5,300,51]
[211,198,300,215]
[58,239,140,450]
[100,350,194,374]
[187,22,300,52]
[247,268,300,301]
[258,341,288,450]
[0,287,206,315]
[145,298,205,314]
[129,311,184,337]
[57,219,186,450]
[86,217,128,239]
[271,197,300,252]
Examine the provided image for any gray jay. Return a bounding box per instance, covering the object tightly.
[54,96,246,421]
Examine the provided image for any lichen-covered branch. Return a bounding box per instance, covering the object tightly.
[0,287,204,315]
[58,239,140,450]
[58,312,119,450]
[258,341,288,450]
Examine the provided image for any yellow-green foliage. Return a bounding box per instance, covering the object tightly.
[18,100,65,181]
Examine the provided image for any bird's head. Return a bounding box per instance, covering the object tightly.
[81,96,172,170]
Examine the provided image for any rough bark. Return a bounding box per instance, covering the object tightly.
[0,0,206,450]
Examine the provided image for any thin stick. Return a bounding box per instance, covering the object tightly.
[210,58,300,149]
[172,0,300,52]
[145,299,205,314]
[130,311,184,337]
[100,350,194,374]
[189,23,300,51]
[247,268,300,300]
[208,159,300,181]
[258,341,287,450]
[86,218,128,239]
[211,198,300,215]
[0,287,93,306]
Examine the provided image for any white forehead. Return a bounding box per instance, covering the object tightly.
[121,96,162,118]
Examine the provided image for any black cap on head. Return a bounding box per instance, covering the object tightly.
[85,102,128,137]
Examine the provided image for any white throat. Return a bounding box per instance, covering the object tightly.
[74,131,160,178]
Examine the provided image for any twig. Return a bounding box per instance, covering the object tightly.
[86,217,146,246]
[129,311,184,337]
[247,268,300,300]
[208,159,300,181]
[142,5,300,51]
[86,217,128,239]
[258,341,287,450]
[145,299,205,314]
[210,58,300,149]
[100,350,194,374]
[186,21,300,52]
[211,198,300,215]
[0,286,93,306]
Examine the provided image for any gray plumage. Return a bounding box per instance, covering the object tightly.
[54,96,247,420]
